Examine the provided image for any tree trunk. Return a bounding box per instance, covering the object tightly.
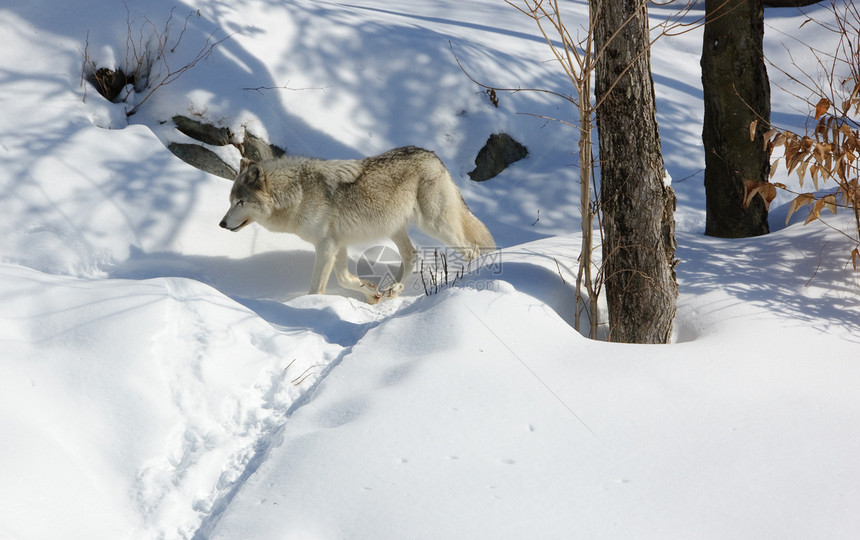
[702,0,771,237]
[592,0,678,343]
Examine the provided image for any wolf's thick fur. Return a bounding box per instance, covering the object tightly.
[220,146,495,303]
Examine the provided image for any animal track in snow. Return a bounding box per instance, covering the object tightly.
[129,284,410,539]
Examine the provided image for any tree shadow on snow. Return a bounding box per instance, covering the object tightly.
[110,247,377,345]
[676,227,860,341]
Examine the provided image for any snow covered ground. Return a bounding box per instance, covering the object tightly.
[1,1,859,539]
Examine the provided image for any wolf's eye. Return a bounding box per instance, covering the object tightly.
[237,200,245,206]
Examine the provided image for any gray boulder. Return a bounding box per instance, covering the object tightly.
[172,115,232,146]
[167,143,236,180]
[240,129,286,163]
[469,133,528,182]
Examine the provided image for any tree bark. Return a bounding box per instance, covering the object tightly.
[592,0,678,343]
[702,0,771,237]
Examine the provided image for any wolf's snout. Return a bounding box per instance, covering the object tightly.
[220,218,249,232]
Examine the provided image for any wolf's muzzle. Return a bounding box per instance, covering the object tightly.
[220,219,248,231]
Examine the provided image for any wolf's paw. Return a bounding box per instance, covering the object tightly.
[359,280,379,303]
[382,282,404,297]
[368,282,403,304]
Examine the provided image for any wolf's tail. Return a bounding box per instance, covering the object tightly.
[461,204,496,259]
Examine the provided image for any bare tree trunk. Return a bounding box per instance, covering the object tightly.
[500,0,603,339]
[576,83,600,340]
[592,0,678,343]
[702,0,771,237]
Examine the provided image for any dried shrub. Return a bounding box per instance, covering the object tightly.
[753,0,860,269]
[81,8,230,116]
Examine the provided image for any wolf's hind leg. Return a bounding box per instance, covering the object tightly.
[390,227,416,283]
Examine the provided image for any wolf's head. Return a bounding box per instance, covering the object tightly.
[219,158,269,232]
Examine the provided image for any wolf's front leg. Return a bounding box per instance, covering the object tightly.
[309,241,338,295]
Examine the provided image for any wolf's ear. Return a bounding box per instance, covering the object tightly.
[238,158,267,190]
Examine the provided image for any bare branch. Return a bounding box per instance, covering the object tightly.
[242,83,332,94]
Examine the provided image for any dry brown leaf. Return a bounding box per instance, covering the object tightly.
[787,151,804,176]
[797,159,809,182]
[773,132,787,148]
[784,141,798,170]
[763,128,778,151]
[816,117,827,137]
[804,198,825,225]
[822,193,838,215]
[852,248,860,271]
[814,98,831,120]
[786,193,816,225]
[760,183,777,210]
[814,143,826,164]
[749,120,758,142]
[742,179,758,209]
[742,180,777,210]
[836,158,846,182]
[838,182,855,205]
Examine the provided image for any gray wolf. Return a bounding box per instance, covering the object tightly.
[219,146,495,303]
